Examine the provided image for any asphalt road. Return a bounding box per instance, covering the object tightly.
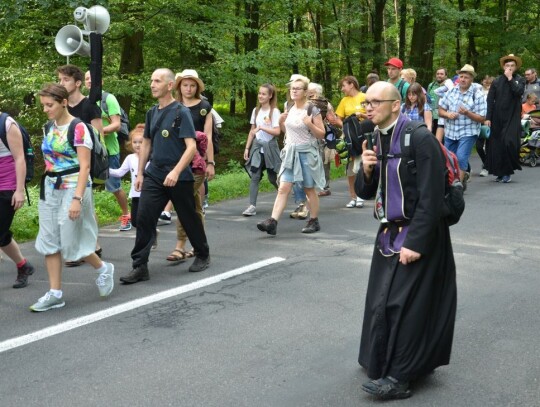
[1,155,539,407]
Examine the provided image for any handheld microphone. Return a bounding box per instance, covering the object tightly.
[360,120,375,150]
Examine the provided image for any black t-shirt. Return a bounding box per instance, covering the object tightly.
[185,100,212,132]
[68,97,101,124]
[144,101,196,182]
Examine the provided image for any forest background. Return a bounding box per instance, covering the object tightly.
[1,0,539,170]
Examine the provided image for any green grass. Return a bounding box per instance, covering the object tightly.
[11,159,348,242]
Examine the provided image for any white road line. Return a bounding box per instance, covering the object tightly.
[0,257,285,354]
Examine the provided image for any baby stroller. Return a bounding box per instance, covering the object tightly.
[520,129,540,167]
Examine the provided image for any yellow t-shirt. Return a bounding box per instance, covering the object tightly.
[335,92,366,118]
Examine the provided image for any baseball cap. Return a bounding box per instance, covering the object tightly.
[384,57,403,69]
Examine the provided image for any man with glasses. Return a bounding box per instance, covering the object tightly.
[355,81,457,400]
[439,64,486,187]
[523,68,540,105]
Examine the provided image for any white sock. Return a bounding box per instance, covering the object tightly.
[162,211,171,217]
[95,262,107,274]
[50,289,63,299]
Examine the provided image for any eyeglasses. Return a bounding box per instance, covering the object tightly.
[290,87,306,92]
[360,99,397,109]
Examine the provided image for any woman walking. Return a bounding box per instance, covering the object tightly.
[257,75,325,235]
[30,83,114,312]
[242,83,281,216]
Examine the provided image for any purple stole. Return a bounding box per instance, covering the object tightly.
[374,114,411,256]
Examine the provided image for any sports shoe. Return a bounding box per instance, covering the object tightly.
[95,262,114,297]
[290,203,305,219]
[119,214,132,231]
[355,197,365,208]
[29,291,65,312]
[189,256,211,272]
[13,260,35,289]
[120,264,150,284]
[302,218,320,234]
[158,211,172,225]
[296,204,309,220]
[361,376,411,400]
[494,176,503,182]
[242,205,257,216]
[346,199,356,208]
[257,218,278,235]
[479,168,488,177]
[502,175,512,183]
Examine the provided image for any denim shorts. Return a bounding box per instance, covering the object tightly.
[280,152,316,188]
[105,154,122,192]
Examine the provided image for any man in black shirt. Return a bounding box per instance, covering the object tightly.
[120,68,210,284]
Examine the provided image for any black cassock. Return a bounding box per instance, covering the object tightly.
[486,74,525,176]
[355,124,457,382]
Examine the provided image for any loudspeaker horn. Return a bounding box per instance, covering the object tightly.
[74,5,110,34]
[55,25,91,57]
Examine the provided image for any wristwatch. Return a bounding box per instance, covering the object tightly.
[207,161,216,166]
[72,195,83,204]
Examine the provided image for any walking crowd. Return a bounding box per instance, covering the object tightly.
[1,52,533,400]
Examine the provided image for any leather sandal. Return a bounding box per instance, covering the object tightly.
[166,249,187,262]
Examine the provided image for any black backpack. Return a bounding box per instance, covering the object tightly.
[101,91,130,143]
[0,112,35,204]
[44,118,109,186]
[342,114,365,157]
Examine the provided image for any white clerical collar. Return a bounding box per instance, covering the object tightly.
[378,117,399,135]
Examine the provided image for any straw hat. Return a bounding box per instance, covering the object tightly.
[175,69,205,92]
[499,54,522,70]
[456,64,477,78]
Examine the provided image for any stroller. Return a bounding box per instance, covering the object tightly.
[520,109,540,166]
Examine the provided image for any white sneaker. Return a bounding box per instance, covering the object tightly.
[480,169,488,177]
[346,199,356,208]
[242,205,257,216]
[30,291,65,312]
[96,262,114,297]
[355,198,365,208]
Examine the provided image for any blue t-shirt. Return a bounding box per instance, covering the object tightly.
[144,101,196,182]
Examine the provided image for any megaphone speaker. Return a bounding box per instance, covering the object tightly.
[74,5,110,34]
[55,25,91,57]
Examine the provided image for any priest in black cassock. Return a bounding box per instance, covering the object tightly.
[485,54,525,183]
[355,81,457,400]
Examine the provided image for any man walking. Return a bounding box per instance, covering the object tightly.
[85,70,131,230]
[439,64,486,188]
[485,54,526,183]
[355,81,457,400]
[120,68,210,284]
[522,67,540,104]
[427,68,451,135]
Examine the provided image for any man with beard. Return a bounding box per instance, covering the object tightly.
[355,81,457,400]
[485,54,526,183]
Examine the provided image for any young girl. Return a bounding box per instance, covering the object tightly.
[242,83,281,216]
[402,83,433,132]
[31,83,114,312]
[108,124,145,228]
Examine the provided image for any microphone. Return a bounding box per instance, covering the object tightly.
[360,120,375,150]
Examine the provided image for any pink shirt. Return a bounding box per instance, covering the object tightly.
[0,117,18,191]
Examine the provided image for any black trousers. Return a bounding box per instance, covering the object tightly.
[131,174,209,268]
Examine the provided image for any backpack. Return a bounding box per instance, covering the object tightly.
[399,121,465,226]
[101,91,130,143]
[342,114,366,157]
[44,118,109,185]
[0,112,35,204]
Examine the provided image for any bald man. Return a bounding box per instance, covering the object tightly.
[121,69,210,284]
[355,81,457,400]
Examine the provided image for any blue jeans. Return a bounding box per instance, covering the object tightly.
[444,135,478,171]
[105,154,122,192]
[292,182,306,204]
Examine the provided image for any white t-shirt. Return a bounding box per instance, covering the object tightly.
[250,107,280,153]
[284,105,320,146]
[108,153,141,198]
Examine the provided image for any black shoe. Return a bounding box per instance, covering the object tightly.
[189,256,210,273]
[361,376,411,400]
[302,218,320,234]
[13,261,35,289]
[120,264,150,284]
[257,218,277,235]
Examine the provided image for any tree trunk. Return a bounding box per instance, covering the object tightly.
[371,0,387,71]
[244,1,260,120]
[409,1,436,86]
[118,30,144,115]
[398,0,407,62]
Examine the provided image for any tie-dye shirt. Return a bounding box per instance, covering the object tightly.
[42,121,93,189]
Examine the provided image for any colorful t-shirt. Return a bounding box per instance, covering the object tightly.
[335,92,366,119]
[42,121,93,189]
